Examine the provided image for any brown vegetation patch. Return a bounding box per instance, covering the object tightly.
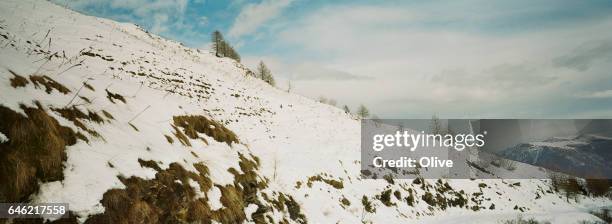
[137,159,161,172]
[105,89,126,104]
[128,123,139,132]
[361,196,375,213]
[0,102,81,202]
[79,96,91,104]
[8,69,28,88]
[86,153,294,224]
[306,174,343,189]
[51,106,101,137]
[268,193,307,224]
[101,110,114,120]
[29,75,70,94]
[83,82,95,91]
[86,162,212,224]
[173,115,238,146]
[164,134,174,144]
[171,125,191,146]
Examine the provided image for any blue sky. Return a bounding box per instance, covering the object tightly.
[53,0,612,118]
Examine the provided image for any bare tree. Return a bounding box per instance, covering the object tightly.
[257,61,275,86]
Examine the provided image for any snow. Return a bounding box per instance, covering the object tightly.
[0,132,8,143]
[0,0,610,223]
[207,186,223,210]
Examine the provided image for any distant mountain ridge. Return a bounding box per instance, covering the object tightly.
[499,134,612,179]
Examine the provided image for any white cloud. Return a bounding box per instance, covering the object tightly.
[254,3,612,117]
[228,0,293,38]
[53,0,189,38]
[577,90,612,99]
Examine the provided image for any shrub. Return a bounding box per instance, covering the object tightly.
[378,189,395,207]
[361,196,375,213]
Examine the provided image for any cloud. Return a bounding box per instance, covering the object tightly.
[286,63,371,81]
[553,40,612,71]
[431,63,557,90]
[228,0,292,38]
[577,90,612,99]
[262,2,612,117]
[53,0,191,41]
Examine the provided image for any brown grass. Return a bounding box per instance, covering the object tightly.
[164,134,174,144]
[128,123,139,132]
[86,162,217,224]
[87,152,299,224]
[105,89,126,104]
[79,96,91,104]
[29,75,71,94]
[83,82,95,91]
[137,159,161,172]
[173,115,238,146]
[0,102,80,202]
[101,110,114,120]
[8,69,29,88]
[51,106,101,137]
[172,124,191,146]
[306,174,344,189]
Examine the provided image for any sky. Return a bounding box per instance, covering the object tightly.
[51,0,612,118]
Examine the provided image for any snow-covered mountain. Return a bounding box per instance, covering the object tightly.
[499,135,612,179]
[0,0,610,223]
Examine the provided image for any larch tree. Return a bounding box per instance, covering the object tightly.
[357,104,370,118]
[257,61,275,86]
[211,30,240,61]
[211,30,224,57]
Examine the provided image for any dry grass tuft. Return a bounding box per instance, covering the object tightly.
[0,102,80,202]
[86,162,213,224]
[173,115,238,146]
[83,82,95,91]
[8,69,29,88]
[137,159,161,172]
[87,153,298,223]
[128,123,139,132]
[105,89,126,104]
[171,125,191,146]
[164,134,174,144]
[101,110,114,120]
[51,106,101,137]
[29,75,71,94]
[307,174,344,189]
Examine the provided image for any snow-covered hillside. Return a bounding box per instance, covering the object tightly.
[0,0,609,223]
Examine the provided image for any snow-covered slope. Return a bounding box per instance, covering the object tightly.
[0,0,609,223]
